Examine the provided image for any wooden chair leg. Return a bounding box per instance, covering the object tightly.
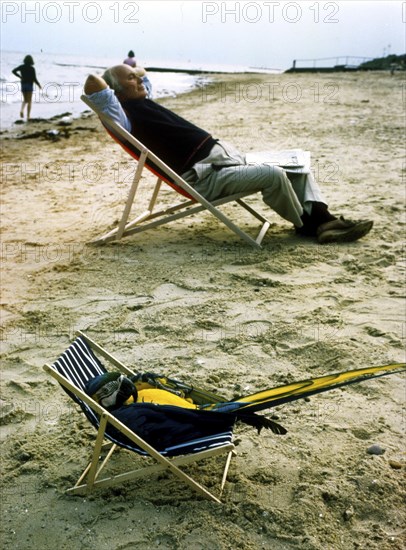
[85,413,109,492]
[220,450,236,496]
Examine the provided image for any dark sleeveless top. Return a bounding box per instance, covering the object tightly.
[121,98,217,174]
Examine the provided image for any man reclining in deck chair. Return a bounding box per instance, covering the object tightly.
[84,64,373,244]
[85,363,404,452]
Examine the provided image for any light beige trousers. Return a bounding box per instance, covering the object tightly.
[182,142,326,228]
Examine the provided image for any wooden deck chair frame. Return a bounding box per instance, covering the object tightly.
[81,95,271,248]
[43,331,235,503]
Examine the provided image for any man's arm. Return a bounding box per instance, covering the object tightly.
[83,74,131,132]
[84,74,108,95]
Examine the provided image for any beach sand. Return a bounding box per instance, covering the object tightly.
[1,71,405,550]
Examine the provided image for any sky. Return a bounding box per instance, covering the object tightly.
[1,0,405,71]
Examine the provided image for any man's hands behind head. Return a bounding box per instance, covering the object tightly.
[84,74,108,95]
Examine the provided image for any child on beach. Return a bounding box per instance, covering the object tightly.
[12,55,42,121]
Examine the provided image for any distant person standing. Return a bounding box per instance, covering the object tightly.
[12,55,42,121]
[123,49,153,98]
[123,50,137,68]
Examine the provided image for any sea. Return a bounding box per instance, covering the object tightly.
[1,51,276,130]
[0,51,205,130]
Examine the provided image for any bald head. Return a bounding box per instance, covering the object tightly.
[103,64,147,101]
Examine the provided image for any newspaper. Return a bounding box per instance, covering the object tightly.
[245,149,311,173]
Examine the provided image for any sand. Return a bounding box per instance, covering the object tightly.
[0,71,405,550]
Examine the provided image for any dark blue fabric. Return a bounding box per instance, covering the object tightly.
[121,98,216,175]
[109,403,234,452]
[13,64,37,85]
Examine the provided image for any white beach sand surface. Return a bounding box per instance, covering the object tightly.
[1,71,405,550]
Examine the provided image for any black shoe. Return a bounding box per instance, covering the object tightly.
[317,216,373,244]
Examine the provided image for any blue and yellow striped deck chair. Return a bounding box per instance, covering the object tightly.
[44,332,235,503]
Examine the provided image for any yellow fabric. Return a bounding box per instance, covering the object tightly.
[204,362,406,412]
[134,381,156,391]
[124,388,198,408]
